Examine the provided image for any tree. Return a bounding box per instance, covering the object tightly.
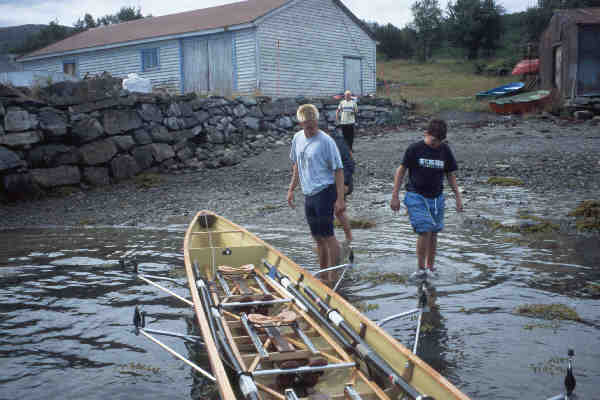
[447,0,504,59]
[97,6,145,26]
[11,20,73,55]
[367,21,416,59]
[74,13,97,32]
[12,6,148,55]
[411,0,443,61]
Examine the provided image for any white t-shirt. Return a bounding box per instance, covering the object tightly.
[337,100,358,125]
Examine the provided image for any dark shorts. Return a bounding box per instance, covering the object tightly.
[404,191,445,233]
[341,124,354,150]
[305,184,337,237]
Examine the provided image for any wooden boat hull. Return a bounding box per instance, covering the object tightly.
[184,211,471,400]
[489,90,550,114]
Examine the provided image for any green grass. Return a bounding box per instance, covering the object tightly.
[377,58,517,115]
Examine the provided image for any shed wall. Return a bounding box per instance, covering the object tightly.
[256,0,376,97]
[234,28,258,95]
[21,39,182,93]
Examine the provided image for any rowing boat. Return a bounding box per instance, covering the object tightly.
[475,82,524,99]
[182,210,472,400]
[489,90,551,114]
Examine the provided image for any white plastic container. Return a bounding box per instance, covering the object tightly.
[122,73,152,93]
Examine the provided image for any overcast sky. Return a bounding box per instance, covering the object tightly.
[0,0,536,29]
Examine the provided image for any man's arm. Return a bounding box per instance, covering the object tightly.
[334,168,346,216]
[390,165,406,211]
[287,163,299,208]
[446,172,463,212]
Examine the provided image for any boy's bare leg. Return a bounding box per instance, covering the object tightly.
[322,235,341,282]
[426,233,438,270]
[416,232,432,270]
[314,237,329,268]
[336,212,353,242]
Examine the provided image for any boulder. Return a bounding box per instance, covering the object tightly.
[110,155,141,181]
[132,143,175,167]
[233,103,248,118]
[4,108,38,132]
[103,109,143,135]
[132,128,152,145]
[277,116,294,129]
[2,172,43,200]
[82,166,110,186]
[0,146,25,171]
[149,125,175,143]
[38,108,68,137]
[36,74,122,106]
[131,146,155,170]
[71,116,104,143]
[0,131,43,148]
[27,144,75,168]
[79,139,118,165]
[137,103,163,122]
[111,135,136,152]
[30,165,81,188]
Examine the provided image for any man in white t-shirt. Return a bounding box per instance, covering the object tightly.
[288,104,345,278]
[336,90,358,151]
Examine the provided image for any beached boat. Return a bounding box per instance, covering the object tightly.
[176,210,471,400]
[489,90,551,114]
[475,82,524,99]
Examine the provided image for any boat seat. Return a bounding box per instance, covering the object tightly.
[247,311,328,389]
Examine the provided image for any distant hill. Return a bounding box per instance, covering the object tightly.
[0,24,49,53]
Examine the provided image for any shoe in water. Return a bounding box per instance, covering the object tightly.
[410,269,427,281]
[425,268,438,280]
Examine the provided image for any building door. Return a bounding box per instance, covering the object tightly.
[553,46,562,91]
[208,32,233,97]
[182,32,232,96]
[344,57,362,95]
[578,25,600,95]
[182,38,209,93]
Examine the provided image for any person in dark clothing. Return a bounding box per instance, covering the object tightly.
[390,119,463,279]
[327,129,355,244]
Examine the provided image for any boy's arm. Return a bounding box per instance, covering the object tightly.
[446,172,463,212]
[390,165,406,211]
[287,163,299,208]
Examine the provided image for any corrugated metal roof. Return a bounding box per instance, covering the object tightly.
[20,0,290,60]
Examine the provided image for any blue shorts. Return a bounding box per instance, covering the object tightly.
[404,192,445,233]
[305,184,336,237]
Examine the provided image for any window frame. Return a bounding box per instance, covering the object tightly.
[140,48,160,72]
[62,59,77,76]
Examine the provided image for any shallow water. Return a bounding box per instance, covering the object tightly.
[1,186,599,399]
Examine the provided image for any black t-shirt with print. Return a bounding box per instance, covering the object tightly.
[401,140,458,198]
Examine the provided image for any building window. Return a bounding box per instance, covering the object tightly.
[141,48,159,71]
[63,61,76,76]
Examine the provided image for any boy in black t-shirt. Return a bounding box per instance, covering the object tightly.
[390,119,463,279]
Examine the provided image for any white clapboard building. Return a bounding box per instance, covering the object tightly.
[17,0,376,97]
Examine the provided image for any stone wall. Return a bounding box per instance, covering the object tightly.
[0,76,409,200]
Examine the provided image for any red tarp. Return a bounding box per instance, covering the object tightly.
[512,59,540,75]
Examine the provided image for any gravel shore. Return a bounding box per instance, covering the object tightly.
[1,112,598,233]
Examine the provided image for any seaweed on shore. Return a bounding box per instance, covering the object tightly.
[335,218,377,229]
[568,200,600,232]
[487,176,524,186]
[515,303,580,321]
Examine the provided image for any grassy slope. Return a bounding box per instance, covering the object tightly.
[377,58,518,115]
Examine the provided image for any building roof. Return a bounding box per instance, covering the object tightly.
[553,7,600,24]
[20,0,290,60]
